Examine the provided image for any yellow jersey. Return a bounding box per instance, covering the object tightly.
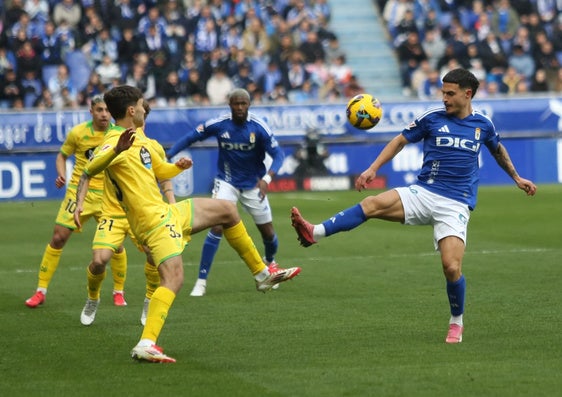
[100,127,169,218]
[85,126,184,236]
[60,120,112,191]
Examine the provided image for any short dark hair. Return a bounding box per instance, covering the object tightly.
[442,68,479,98]
[104,85,143,120]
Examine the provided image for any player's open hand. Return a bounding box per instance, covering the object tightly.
[175,157,193,170]
[115,128,135,154]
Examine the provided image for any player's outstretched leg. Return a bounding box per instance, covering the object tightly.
[290,207,316,247]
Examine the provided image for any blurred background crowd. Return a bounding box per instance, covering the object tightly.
[1,0,561,110]
[379,0,562,99]
[0,0,362,109]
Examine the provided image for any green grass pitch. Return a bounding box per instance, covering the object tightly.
[1,186,561,396]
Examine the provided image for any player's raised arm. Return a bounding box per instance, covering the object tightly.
[355,134,409,191]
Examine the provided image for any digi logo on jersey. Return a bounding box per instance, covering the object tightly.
[435,136,480,152]
[139,146,152,169]
[220,142,256,151]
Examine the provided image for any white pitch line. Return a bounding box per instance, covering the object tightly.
[7,248,555,274]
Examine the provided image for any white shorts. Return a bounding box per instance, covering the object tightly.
[211,178,273,225]
[395,185,470,250]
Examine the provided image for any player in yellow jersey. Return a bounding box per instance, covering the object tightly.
[79,101,173,326]
[74,85,301,363]
[25,95,128,308]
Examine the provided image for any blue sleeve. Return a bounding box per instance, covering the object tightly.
[267,141,285,175]
[167,129,206,158]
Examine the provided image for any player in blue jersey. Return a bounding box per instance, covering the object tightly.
[291,68,537,344]
[167,88,285,296]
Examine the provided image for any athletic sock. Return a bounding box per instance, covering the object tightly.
[321,204,367,237]
[223,221,265,276]
[87,266,106,301]
[144,261,160,300]
[263,233,278,263]
[141,286,176,342]
[447,274,466,317]
[37,244,63,290]
[198,231,222,280]
[110,248,127,292]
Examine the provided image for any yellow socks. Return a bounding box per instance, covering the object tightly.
[86,266,106,300]
[144,261,160,300]
[141,286,176,342]
[37,244,63,290]
[223,221,266,276]
[110,248,127,292]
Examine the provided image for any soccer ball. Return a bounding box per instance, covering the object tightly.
[346,93,383,130]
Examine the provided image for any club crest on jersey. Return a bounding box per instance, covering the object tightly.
[475,128,481,140]
[249,132,255,143]
[139,146,152,169]
[85,148,95,160]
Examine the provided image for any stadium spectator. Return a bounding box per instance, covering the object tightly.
[117,27,142,79]
[534,39,561,88]
[4,0,26,30]
[422,28,446,70]
[95,54,121,87]
[490,0,520,53]
[0,68,23,108]
[15,39,41,79]
[298,29,325,64]
[184,67,209,105]
[110,0,140,32]
[508,44,535,80]
[501,65,524,94]
[38,20,63,67]
[159,69,187,107]
[125,60,156,102]
[47,63,77,108]
[78,71,105,105]
[286,58,310,92]
[206,65,234,105]
[397,31,427,96]
[52,0,82,30]
[34,86,55,108]
[20,69,43,108]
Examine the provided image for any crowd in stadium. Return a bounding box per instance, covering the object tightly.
[0,0,364,110]
[379,0,562,98]
[1,0,562,110]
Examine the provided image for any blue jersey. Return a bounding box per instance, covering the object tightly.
[402,107,500,210]
[167,112,284,190]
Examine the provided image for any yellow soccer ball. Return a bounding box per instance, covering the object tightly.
[346,93,383,130]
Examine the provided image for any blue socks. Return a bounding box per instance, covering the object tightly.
[198,231,222,280]
[263,234,278,264]
[322,204,367,237]
[447,275,466,316]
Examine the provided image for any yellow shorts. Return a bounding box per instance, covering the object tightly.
[92,215,140,252]
[55,186,103,232]
[142,199,193,266]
